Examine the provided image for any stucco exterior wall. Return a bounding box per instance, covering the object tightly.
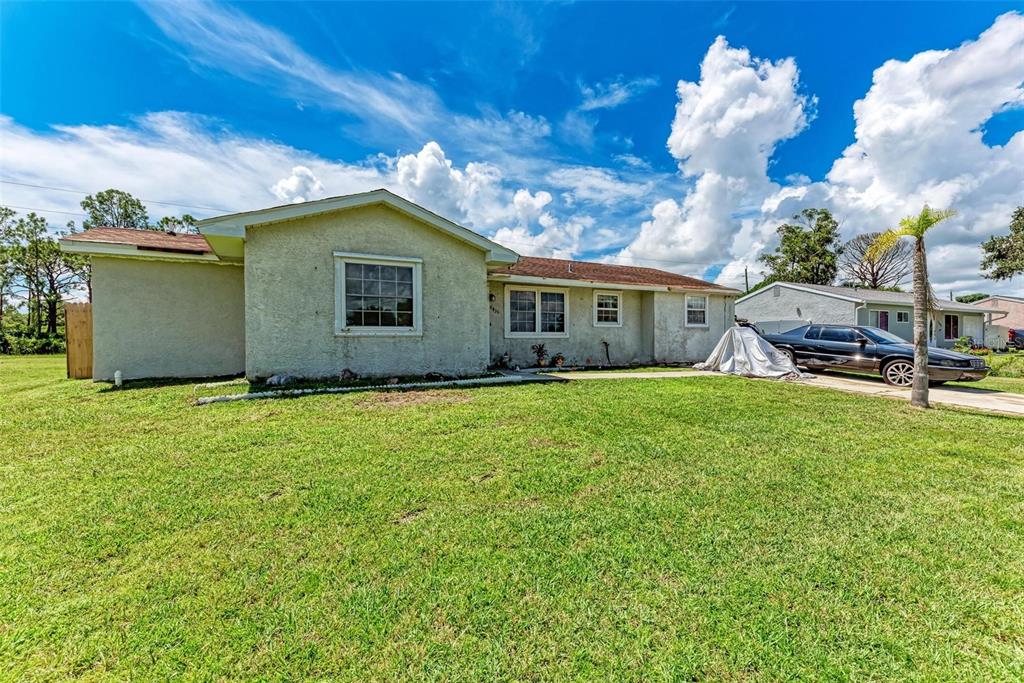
[652,292,734,362]
[487,282,652,366]
[976,297,1024,329]
[244,205,489,379]
[735,284,858,326]
[91,257,245,380]
[930,312,984,349]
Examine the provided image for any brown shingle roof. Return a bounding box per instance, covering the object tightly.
[495,256,729,290]
[64,227,212,254]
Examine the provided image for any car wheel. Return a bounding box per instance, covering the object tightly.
[882,360,914,387]
[779,347,797,365]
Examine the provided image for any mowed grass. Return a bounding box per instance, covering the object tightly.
[2,356,1023,681]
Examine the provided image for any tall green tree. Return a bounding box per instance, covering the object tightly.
[759,208,843,286]
[870,206,957,409]
[980,206,1024,281]
[0,207,18,352]
[80,189,150,230]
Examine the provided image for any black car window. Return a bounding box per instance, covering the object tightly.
[820,326,858,342]
[804,325,822,340]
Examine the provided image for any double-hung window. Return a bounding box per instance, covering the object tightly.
[685,295,708,327]
[593,291,622,327]
[335,252,422,336]
[896,311,910,324]
[505,286,568,337]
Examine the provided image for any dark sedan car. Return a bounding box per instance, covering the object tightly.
[760,324,990,386]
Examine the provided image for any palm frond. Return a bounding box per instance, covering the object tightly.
[866,227,914,261]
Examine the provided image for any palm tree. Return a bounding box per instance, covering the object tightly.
[869,206,957,409]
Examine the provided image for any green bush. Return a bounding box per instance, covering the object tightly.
[2,334,66,355]
[978,352,1024,378]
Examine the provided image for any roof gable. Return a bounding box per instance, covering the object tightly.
[198,189,518,264]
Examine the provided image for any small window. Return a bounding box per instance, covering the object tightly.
[593,291,621,326]
[897,311,910,323]
[505,287,569,337]
[685,295,708,327]
[335,253,421,336]
[804,325,822,340]
[944,314,960,340]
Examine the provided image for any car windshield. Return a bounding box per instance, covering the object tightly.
[859,326,906,344]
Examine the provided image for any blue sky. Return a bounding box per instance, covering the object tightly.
[1,1,1022,294]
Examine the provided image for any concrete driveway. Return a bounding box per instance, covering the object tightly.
[547,369,1024,417]
[799,372,1024,416]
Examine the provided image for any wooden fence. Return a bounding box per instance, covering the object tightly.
[65,302,92,379]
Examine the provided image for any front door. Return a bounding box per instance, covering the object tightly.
[869,309,890,331]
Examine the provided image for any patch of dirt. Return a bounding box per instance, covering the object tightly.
[356,390,472,409]
[394,508,426,524]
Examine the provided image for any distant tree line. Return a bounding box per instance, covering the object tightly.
[1,189,195,354]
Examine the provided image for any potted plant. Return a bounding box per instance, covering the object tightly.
[552,352,565,367]
[530,343,548,367]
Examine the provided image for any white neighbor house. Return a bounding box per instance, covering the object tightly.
[61,190,740,381]
[736,281,1005,349]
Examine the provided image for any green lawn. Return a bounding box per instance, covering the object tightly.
[2,355,1023,680]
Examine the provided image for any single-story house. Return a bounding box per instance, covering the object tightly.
[735,281,1005,349]
[61,189,740,381]
[973,294,1024,329]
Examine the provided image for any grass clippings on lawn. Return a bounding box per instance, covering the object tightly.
[2,355,1023,680]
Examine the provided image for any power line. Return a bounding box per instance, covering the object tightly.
[0,179,236,213]
[1,186,728,271]
[2,204,87,218]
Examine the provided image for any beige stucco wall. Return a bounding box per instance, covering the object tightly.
[652,292,735,362]
[487,282,653,366]
[91,257,245,380]
[244,205,489,379]
[976,297,1024,329]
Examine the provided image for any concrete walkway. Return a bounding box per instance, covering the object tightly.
[545,369,1024,417]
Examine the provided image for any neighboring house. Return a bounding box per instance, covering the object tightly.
[973,295,1024,329]
[61,190,739,381]
[735,281,1004,349]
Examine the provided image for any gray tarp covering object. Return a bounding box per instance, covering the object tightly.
[695,325,812,379]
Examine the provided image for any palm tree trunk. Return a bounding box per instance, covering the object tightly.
[911,238,929,408]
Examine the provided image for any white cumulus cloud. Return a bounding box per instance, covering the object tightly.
[271,166,325,204]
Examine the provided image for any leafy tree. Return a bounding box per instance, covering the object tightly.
[980,206,1024,281]
[156,213,198,234]
[0,207,17,353]
[839,231,911,289]
[80,189,150,230]
[758,209,843,286]
[870,206,956,409]
[955,293,989,304]
[0,207,88,351]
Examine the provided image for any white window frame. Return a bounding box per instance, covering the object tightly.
[684,294,709,328]
[943,313,960,341]
[593,290,623,327]
[334,252,423,337]
[504,285,569,338]
[896,311,910,324]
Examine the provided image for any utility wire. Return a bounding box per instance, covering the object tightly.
[2,186,728,270]
[0,179,236,213]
